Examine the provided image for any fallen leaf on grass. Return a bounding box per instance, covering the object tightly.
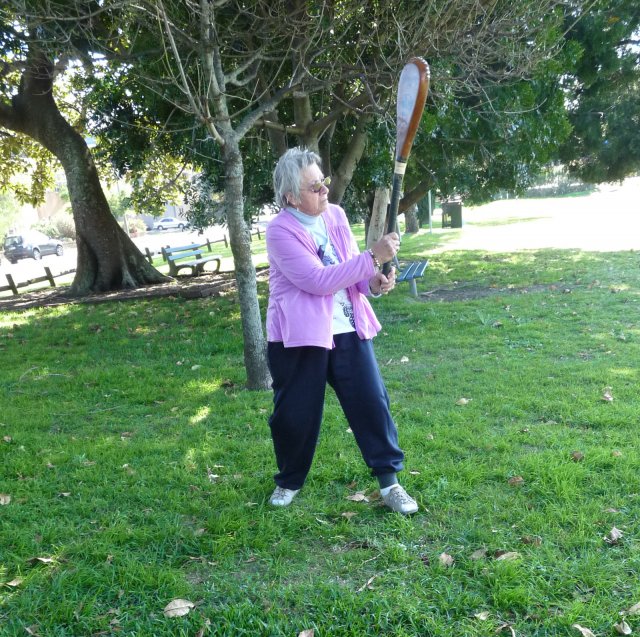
[298,630,315,637]
[614,620,632,635]
[27,557,54,565]
[604,527,624,545]
[572,624,596,637]
[341,512,358,520]
[0,494,11,505]
[624,602,640,615]
[520,535,542,546]
[495,551,521,561]
[439,552,454,567]
[470,548,487,560]
[455,397,471,406]
[346,492,369,502]
[400,356,409,363]
[163,599,194,618]
[5,577,24,587]
[474,611,490,620]
[602,387,614,402]
[356,574,378,592]
[25,626,41,636]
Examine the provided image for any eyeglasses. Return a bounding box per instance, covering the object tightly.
[307,176,331,193]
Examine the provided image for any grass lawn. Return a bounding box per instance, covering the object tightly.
[1,206,640,636]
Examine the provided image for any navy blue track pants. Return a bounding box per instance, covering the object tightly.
[267,332,405,490]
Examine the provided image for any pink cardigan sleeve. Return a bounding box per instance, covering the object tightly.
[267,210,376,297]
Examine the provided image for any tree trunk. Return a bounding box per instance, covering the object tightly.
[399,180,433,214]
[293,91,317,151]
[223,138,272,390]
[0,50,169,294]
[404,206,420,234]
[367,188,389,248]
[330,112,373,205]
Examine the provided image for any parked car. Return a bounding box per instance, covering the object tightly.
[153,217,190,231]
[3,231,64,264]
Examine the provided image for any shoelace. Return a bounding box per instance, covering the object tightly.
[387,487,413,503]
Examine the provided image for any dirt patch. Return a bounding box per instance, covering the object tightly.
[418,283,555,302]
[0,270,271,313]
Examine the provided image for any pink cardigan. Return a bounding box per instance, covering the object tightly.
[266,204,382,348]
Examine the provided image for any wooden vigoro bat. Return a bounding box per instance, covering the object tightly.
[382,57,430,275]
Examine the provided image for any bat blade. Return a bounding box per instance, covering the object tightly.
[382,57,430,276]
[396,58,430,163]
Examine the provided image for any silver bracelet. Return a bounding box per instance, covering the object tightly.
[367,248,381,270]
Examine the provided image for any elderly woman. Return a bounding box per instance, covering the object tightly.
[265,147,418,515]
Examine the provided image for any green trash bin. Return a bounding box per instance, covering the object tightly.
[442,201,463,228]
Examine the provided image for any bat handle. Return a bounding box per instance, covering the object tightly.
[382,170,405,276]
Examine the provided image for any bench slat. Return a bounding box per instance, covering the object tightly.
[412,261,429,278]
[397,263,417,282]
[165,243,201,254]
[396,260,429,297]
[167,250,203,261]
[398,260,429,281]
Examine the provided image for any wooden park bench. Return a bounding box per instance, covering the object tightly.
[163,244,222,277]
[396,260,429,297]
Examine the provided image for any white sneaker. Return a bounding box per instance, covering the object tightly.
[269,486,300,507]
[382,485,418,514]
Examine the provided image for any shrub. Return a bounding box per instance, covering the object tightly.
[34,213,76,241]
[123,216,147,236]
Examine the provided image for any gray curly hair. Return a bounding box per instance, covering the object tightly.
[273,147,322,208]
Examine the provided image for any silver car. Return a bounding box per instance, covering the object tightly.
[153,217,190,231]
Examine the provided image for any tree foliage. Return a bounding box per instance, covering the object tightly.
[559,0,640,182]
[0,5,171,293]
